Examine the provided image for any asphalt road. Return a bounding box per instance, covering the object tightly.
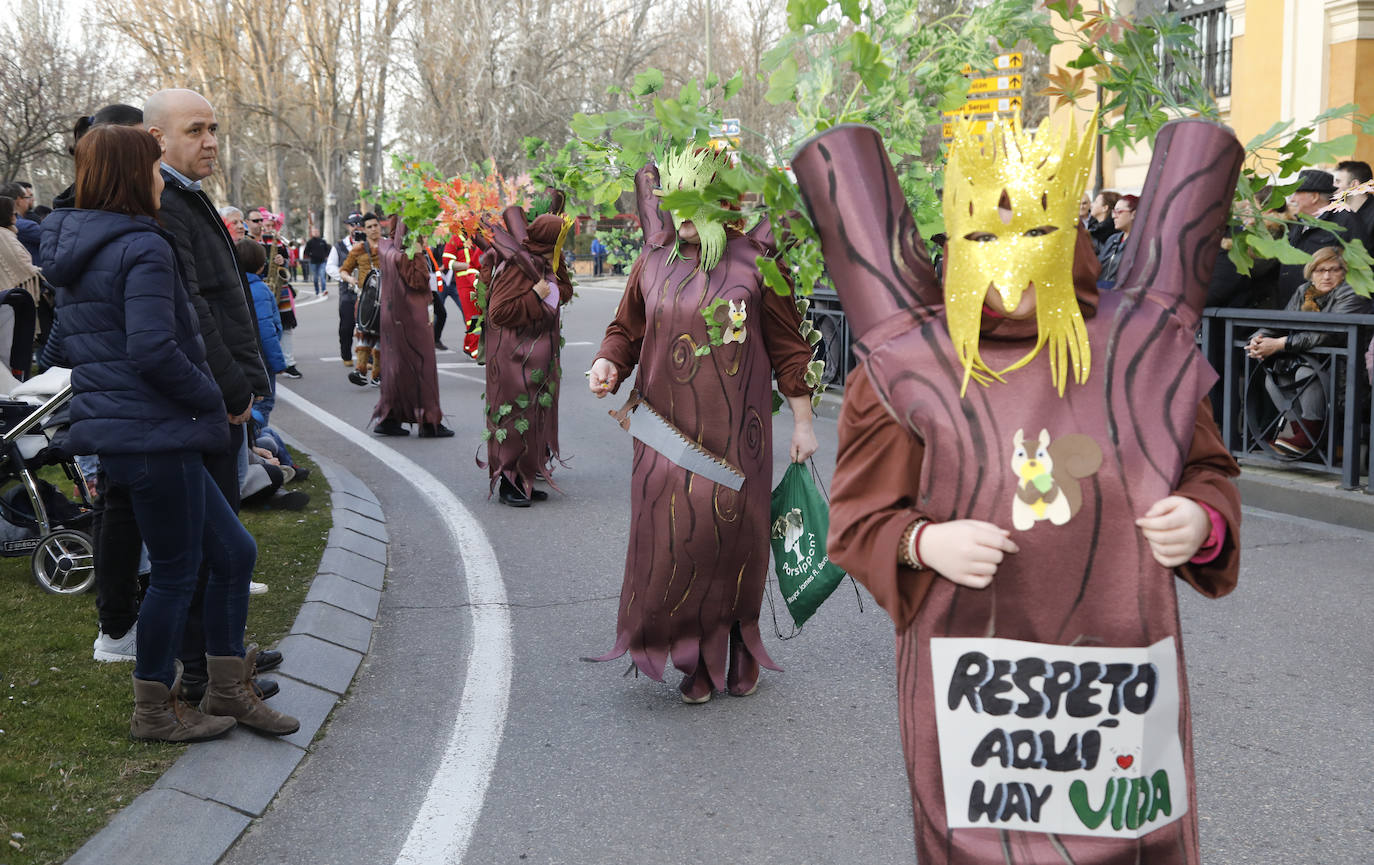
[218,276,1373,865]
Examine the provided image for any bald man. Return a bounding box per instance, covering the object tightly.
[145,89,277,699]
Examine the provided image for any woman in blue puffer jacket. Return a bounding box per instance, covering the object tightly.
[39,125,297,742]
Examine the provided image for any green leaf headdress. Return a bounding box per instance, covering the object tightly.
[655,147,734,272]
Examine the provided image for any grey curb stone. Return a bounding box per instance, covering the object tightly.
[334,507,389,543]
[305,572,382,619]
[66,789,252,865]
[68,454,388,865]
[274,633,364,695]
[318,545,386,589]
[155,732,306,815]
[292,601,375,654]
[328,526,388,564]
[330,490,384,521]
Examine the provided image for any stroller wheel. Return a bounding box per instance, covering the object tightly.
[32,529,95,595]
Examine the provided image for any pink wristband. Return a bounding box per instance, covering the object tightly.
[1188,501,1226,565]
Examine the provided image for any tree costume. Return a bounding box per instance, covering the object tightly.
[590,151,813,699]
[482,210,574,497]
[794,119,1243,863]
[372,219,446,429]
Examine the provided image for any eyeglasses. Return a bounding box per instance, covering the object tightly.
[1312,266,1346,276]
[1113,207,1132,215]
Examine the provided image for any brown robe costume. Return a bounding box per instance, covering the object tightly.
[482,213,573,494]
[372,223,444,426]
[794,121,1244,863]
[592,167,812,695]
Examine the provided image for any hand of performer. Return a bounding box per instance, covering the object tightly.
[534,281,552,300]
[588,357,618,397]
[786,393,817,462]
[1136,495,1211,568]
[918,520,1019,590]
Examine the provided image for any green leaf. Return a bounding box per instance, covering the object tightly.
[529,368,545,384]
[494,429,508,443]
[537,392,553,408]
[1247,231,1314,266]
[515,393,531,409]
[632,68,665,97]
[838,31,890,92]
[765,56,799,105]
[839,0,861,24]
[787,0,828,30]
[723,70,745,102]
[498,403,513,417]
[514,418,530,434]
[523,137,547,160]
[481,429,492,442]
[1302,134,1358,167]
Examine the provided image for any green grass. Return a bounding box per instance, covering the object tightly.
[0,456,331,865]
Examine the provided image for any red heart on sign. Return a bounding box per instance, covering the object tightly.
[1116,755,1134,770]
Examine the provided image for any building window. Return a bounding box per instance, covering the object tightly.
[1164,0,1233,100]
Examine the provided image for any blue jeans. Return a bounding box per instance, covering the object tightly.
[312,261,328,295]
[103,451,256,688]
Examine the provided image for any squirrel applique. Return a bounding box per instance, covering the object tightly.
[1010,428,1103,531]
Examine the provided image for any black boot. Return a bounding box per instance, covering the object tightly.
[418,422,455,438]
[498,477,531,508]
[373,418,409,436]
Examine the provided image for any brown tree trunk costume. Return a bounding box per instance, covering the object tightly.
[591,166,811,696]
[482,213,573,495]
[795,121,1244,864]
[372,224,444,426]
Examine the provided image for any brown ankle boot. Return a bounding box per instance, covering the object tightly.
[130,665,236,743]
[199,648,300,736]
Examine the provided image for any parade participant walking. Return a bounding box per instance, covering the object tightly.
[795,117,1242,864]
[40,124,296,741]
[587,150,817,703]
[340,213,383,386]
[482,210,573,504]
[370,215,453,437]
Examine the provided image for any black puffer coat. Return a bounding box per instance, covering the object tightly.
[38,209,228,455]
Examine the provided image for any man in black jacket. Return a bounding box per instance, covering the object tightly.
[145,88,281,697]
[1278,169,1355,307]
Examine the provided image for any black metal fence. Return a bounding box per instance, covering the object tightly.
[1200,308,1374,492]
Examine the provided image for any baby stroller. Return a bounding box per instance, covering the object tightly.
[0,308,97,594]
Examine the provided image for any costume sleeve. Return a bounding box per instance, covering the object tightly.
[485,265,549,329]
[1173,399,1241,599]
[759,283,811,397]
[398,250,432,294]
[595,253,649,387]
[341,245,362,280]
[827,364,936,630]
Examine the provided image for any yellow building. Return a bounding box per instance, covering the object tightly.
[1062,0,1374,192]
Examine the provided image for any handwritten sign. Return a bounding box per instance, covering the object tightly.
[930,636,1188,839]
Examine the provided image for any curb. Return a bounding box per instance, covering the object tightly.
[65,455,387,865]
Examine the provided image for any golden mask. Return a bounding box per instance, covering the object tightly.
[942,114,1097,396]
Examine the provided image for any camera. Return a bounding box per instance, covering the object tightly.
[352,230,365,242]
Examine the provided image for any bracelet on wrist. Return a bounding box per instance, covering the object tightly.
[900,518,931,569]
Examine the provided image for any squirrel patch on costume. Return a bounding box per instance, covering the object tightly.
[722,299,748,345]
[1010,428,1103,531]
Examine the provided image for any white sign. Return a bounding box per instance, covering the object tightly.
[930,636,1188,839]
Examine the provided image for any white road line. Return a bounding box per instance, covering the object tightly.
[276,386,510,865]
[437,369,487,386]
[576,285,627,293]
[292,292,332,309]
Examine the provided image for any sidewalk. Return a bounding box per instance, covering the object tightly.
[65,455,388,865]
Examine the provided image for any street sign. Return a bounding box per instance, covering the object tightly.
[943,96,1022,117]
[968,74,1023,95]
[960,52,1024,76]
[709,118,741,152]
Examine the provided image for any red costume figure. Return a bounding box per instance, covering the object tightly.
[794,119,1244,864]
[442,236,484,358]
[587,152,817,703]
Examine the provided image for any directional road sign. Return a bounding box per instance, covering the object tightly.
[968,74,1024,95]
[960,52,1024,76]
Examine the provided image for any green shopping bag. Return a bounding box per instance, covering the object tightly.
[770,462,848,628]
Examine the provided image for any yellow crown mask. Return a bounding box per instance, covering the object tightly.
[942,114,1097,396]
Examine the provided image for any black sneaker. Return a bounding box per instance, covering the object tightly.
[267,490,311,510]
[348,371,368,386]
[287,465,311,483]
[435,340,449,351]
[418,422,456,438]
[373,418,409,436]
[282,366,303,379]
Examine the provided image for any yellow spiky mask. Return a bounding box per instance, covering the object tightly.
[943,114,1097,396]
